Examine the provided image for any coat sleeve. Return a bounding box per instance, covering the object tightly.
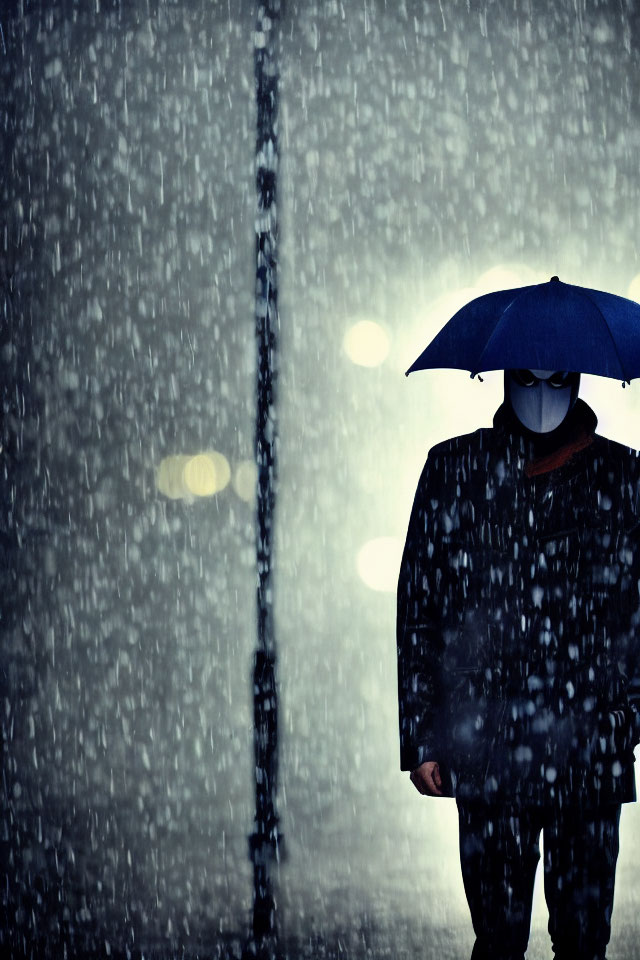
[616,459,640,754]
[397,451,449,772]
[624,475,640,751]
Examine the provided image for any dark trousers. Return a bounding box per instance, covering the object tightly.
[457,799,621,960]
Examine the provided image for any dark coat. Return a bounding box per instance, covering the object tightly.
[397,400,640,809]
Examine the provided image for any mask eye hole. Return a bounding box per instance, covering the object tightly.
[512,369,537,387]
[548,371,571,389]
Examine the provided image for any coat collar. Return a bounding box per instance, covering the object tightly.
[492,399,598,477]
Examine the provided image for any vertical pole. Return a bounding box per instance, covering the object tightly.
[247,2,282,958]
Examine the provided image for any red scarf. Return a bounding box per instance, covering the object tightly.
[525,426,594,477]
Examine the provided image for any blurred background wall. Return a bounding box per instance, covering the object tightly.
[3,1,640,957]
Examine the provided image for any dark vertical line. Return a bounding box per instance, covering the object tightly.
[247,1,283,957]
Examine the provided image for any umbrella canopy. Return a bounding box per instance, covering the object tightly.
[407,277,640,382]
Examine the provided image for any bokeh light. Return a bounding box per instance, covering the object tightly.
[201,450,231,493]
[356,536,404,592]
[155,455,192,500]
[232,459,257,503]
[183,453,217,496]
[475,264,545,294]
[628,273,640,304]
[343,319,390,367]
[156,450,231,500]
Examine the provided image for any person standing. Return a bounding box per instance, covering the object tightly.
[397,368,640,960]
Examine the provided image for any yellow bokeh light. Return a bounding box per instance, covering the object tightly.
[156,450,231,501]
[156,455,192,500]
[232,459,257,503]
[183,454,217,497]
[628,274,640,304]
[343,319,390,367]
[201,450,231,494]
[356,536,404,593]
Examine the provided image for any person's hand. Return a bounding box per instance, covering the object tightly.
[410,761,443,796]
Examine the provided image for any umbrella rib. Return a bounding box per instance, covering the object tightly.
[574,288,628,380]
[473,292,523,375]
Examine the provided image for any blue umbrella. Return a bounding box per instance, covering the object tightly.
[406,277,640,382]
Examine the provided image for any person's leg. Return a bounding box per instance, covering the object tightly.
[457,800,542,960]
[543,803,621,960]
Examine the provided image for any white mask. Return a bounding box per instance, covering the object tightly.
[505,369,580,434]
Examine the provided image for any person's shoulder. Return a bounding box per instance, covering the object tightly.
[427,426,491,463]
[592,433,640,467]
